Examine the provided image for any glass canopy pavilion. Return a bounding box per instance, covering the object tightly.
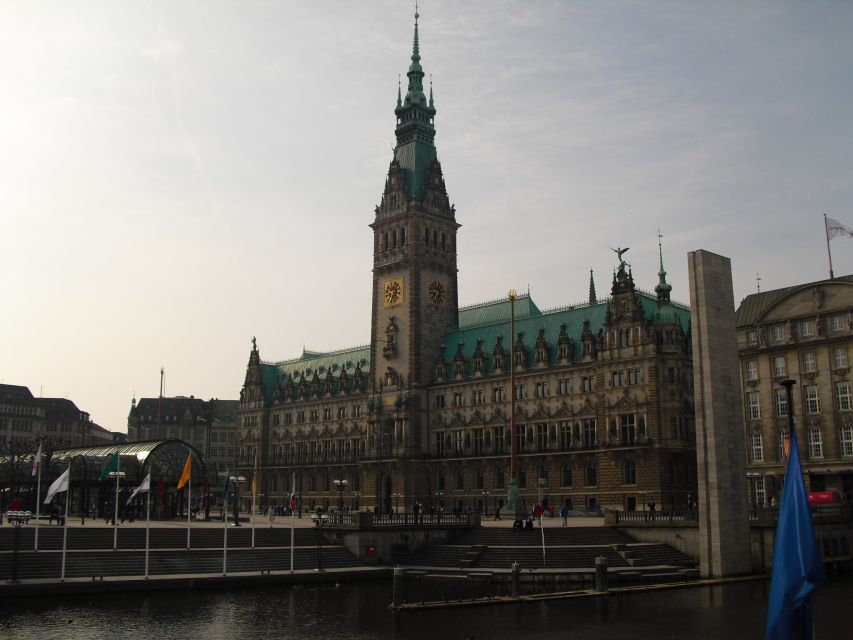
[0,439,223,518]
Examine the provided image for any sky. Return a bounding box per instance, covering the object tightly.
[2,1,853,434]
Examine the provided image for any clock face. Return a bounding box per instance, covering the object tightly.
[428,279,446,306]
[383,278,403,307]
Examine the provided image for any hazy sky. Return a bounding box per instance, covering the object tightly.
[3,1,853,434]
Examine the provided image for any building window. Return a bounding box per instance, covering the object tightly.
[778,431,790,461]
[775,389,789,417]
[800,320,814,337]
[514,385,526,400]
[623,461,636,485]
[746,392,761,419]
[627,368,642,385]
[621,414,637,445]
[472,389,484,405]
[773,356,787,377]
[515,424,526,452]
[323,408,332,420]
[453,392,464,407]
[337,406,346,419]
[802,352,817,373]
[585,464,597,486]
[561,464,573,487]
[833,347,848,370]
[435,395,446,409]
[352,405,361,417]
[582,376,594,392]
[494,426,505,453]
[808,429,823,459]
[495,467,505,489]
[830,314,846,332]
[559,421,571,450]
[745,360,758,381]
[837,383,852,411]
[771,325,785,342]
[434,432,445,456]
[583,419,596,448]
[473,428,484,454]
[841,426,853,457]
[751,433,764,462]
[753,476,766,507]
[453,430,464,453]
[747,331,758,347]
[805,386,820,414]
[491,387,504,403]
[612,371,625,387]
[535,382,548,398]
[536,423,548,450]
[558,378,572,395]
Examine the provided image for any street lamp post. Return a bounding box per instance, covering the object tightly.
[6,510,31,583]
[505,288,522,519]
[311,512,329,571]
[391,492,401,514]
[435,490,443,517]
[481,490,489,516]
[333,479,348,512]
[230,476,246,526]
[109,471,126,551]
[354,491,361,511]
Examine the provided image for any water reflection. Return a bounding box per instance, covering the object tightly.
[1,577,850,640]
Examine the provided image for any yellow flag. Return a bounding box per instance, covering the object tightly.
[177,453,191,489]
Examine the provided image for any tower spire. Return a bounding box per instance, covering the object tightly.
[589,268,597,305]
[655,229,672,303]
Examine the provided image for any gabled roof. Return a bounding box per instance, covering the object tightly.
[33,397,82,420]
[135,396,207,422]
[735,275,853,327]
[259,345,372,404]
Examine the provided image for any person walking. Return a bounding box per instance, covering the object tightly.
[560,503,569,526]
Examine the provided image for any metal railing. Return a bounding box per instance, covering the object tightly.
[613,509,698,525]
[748,504,852,525]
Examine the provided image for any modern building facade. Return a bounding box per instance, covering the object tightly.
[237,15,697,516]
[127,396,238,475]
[737,275,853,506]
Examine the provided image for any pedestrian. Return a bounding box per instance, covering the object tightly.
[10,495,21,512]
[560,503,569,526]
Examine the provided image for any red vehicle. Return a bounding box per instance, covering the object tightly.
[807,491,842,507]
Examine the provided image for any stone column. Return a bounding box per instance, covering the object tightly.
[688,250,752,577]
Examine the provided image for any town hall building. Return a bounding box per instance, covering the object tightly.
[236,15,696,516]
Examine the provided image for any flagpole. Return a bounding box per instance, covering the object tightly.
[251,482,256,549]
[825,213,835,280]
[187,469,192,550]
[113,457,120,551]
[290,471,295,573]
[223,469,229,576]
[34,459,42,552]
[60,464,70,582]
[145,481,150,579]
[290,502,295,573]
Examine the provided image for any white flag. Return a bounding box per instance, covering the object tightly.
[44,467,70,504]
[32,444,42,477]
[127,472,151,505]
[826,217,853,239]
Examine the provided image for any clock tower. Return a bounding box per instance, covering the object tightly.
[369,12,459,463]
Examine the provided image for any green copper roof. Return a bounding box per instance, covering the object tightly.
[442,292,690,375]
[259,345,371,404]
[393,12,437,200]
[458,294,541,329]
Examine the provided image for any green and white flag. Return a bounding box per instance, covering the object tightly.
[98,452,119,481]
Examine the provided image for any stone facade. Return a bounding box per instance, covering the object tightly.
[236,16,698,516]
[127,396,238,474]
[736,275,853,505]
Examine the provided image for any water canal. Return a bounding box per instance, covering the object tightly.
[2,577,851,639]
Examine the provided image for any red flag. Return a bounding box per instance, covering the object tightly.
[289,472,297,511]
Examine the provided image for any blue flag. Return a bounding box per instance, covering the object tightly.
[765,428,826,640]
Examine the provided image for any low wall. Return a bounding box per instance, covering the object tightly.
[621,525,700,561]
